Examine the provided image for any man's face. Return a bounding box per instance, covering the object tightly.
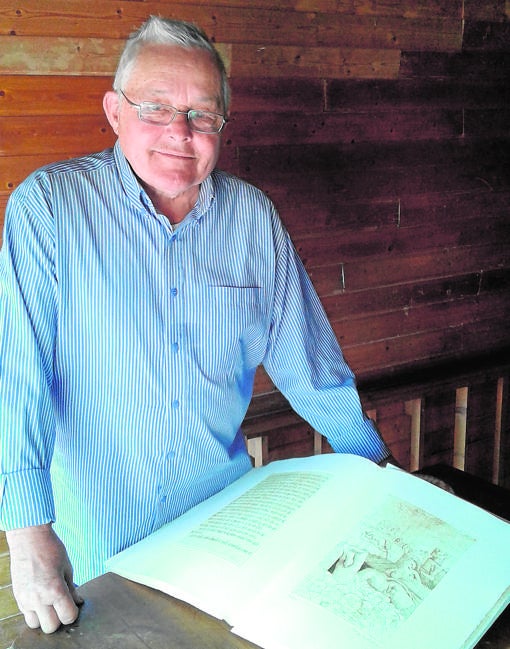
[104,44,224,204]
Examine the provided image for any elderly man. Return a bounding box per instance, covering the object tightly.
[0,16,393,633]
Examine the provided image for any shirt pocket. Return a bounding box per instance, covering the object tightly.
[187,286,268,381]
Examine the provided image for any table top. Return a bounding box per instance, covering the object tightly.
[12,572,259,649]
[9,571,510,649]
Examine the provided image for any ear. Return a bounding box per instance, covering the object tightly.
[103,90,121,135]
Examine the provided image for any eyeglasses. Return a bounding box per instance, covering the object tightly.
[119,90,227,134]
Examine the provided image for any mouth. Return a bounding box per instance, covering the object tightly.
[154,150,195,161]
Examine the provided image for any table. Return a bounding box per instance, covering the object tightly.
[9,465,510,649]
[12,572,259,649]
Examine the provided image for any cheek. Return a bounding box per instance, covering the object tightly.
[198,139,221,170]
[118,128,152,162]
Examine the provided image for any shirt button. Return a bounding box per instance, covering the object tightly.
[171,342,179,353]
[171,399,179,409]
[166,451,176,461]
[170,288,178,297]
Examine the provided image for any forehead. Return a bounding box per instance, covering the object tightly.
[127,44,222,100]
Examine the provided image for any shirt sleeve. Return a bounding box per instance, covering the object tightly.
[0,174,57,530]
[262,213,390,463]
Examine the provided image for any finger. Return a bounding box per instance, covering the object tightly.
[35,605,62,634]
[53,594,80,626]
[22,609,41,630]
[65,575,84,606]
[70,586,84,606]
[63,560,84,607]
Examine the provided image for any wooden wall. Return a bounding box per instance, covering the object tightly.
[1,0,509,483]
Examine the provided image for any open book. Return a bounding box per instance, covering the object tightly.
[106,454,510,649]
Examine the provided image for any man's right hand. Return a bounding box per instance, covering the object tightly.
[6,523,83,633]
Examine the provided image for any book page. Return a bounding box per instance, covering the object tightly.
[106,453,382,620]
[231,466,510,649]
[184,470,331,566]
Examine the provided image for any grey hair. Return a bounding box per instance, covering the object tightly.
[113,15,230,112]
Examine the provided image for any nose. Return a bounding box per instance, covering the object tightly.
[166,110,192,139]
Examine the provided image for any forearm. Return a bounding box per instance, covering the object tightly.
[1,190,58,531]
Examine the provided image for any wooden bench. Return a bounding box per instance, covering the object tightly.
[244,350,510,488]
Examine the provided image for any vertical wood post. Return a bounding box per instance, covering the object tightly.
[453,387,469,470]
[493,376,505,484]
[405,398,423,472]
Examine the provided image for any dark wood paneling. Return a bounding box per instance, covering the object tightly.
[0,0,508,480]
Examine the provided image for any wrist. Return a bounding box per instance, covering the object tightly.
[6,522,53,544]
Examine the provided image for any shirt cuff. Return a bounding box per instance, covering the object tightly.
[0,468,55,531]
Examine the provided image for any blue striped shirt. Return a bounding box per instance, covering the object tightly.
[0,142,389,583]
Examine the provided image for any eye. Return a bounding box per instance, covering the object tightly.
[145,103,167,113]
[191,110,215,122]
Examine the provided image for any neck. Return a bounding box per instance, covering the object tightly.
[144,184,199,225]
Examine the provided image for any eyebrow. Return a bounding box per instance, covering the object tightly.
[145,89,222,110]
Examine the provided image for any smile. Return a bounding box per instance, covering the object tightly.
[154,150,195,160]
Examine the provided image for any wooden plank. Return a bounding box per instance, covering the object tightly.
[236,139,510,202]
[399,50,510,81]
[313,14,462,52]
[494,377,505,483]
[398,189,510,229]
[276,188,510,237]
[334,295,510,348]
[322,272,503,322]
[465,379,499,445]
[0,32,399,82]
[227,107,463,147]
[453,386,468,470]
[463,20,510,50]
[326,78,510,111]
[341,0,463,19]
[293,214,510,266]
[2,3,322,45]
[0,0,466,28]
[230,44,402,80]
[0,115,115,156]
[229,77,324,113]
[1,2,462,50]
[252,366,277,396]
[463,0,508,21]
[480,267,510,292]
[0,75,112,115]
[369,400,412,468]
[463,375,499,482]
[276,190,510,251]
[0,1,224,39]
[342,316,510,380]
[279,198,399,235]
[0,35,231,77]
[0,155,83,192]
[465,438,497,482]
[307,244,510,295]
[464,108,510,137]
[406,398,423,472]
[421,391,456,465]
[498,376,510,488]
[0,35,123,76]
